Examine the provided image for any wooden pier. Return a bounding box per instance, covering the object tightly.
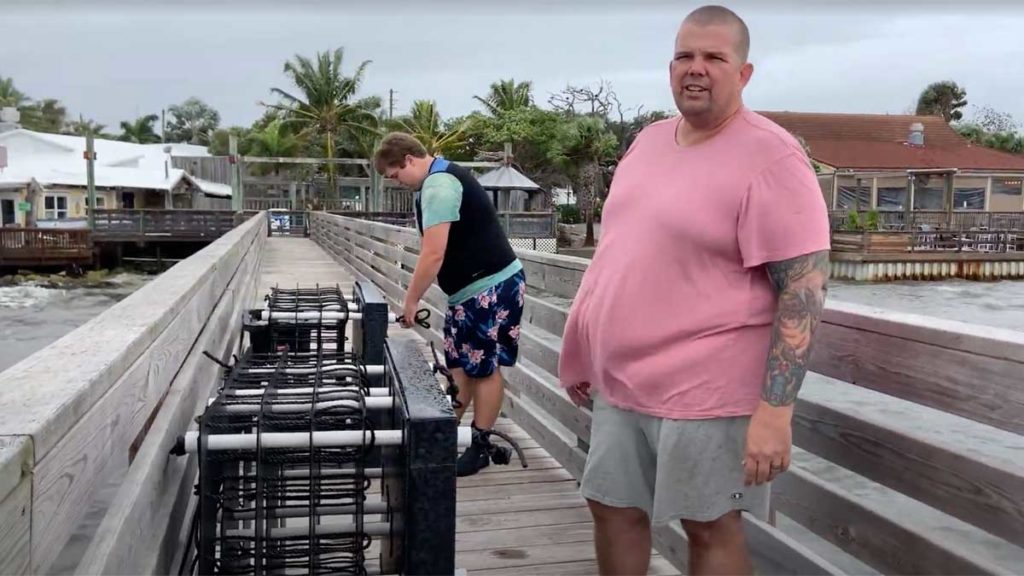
[0,211,1022,575]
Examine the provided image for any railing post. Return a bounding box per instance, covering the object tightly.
[86,134,96,230]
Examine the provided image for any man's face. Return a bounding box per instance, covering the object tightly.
[669,22,752,123]
[384,156,424,189]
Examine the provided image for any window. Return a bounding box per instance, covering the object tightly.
[877,188,908,211]
[912,174,945,210]
[89,196,105,208]
[44,195,68,219]
[993,177,1024,196]
[835,176,870,210]
[953,188,985,210]
[991,177,1023,211]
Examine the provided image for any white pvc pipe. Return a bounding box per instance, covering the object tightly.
[264,302,359,312]
[183,426,471,453]
[242,363,385,376]
[228,386,391,397]
[226,521,391,539]
[280,467,382,478]
[252,310,398,323]
[215,396,394,413]
[228,500,389,521]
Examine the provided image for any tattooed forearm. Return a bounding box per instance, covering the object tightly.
[762,250,830,406]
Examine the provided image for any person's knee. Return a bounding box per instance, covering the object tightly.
[682,510,743,548]
[587,499,649,529]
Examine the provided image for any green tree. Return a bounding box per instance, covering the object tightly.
[64,118,111,139]
[548,116,618,247]
[473,79,534,116]
[20,98,67,133]
[244,119,304,175]
[915,80,968,122]
[461,106,567,191]
[393,100,466,157]
[117,114,161,143]
[0,77,29,108]
[165,97,221,144]
[984,132,1024,154]
[263,47,378,200]
[209,126,252,156]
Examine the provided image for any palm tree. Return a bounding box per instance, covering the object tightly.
[549,116,618,247]
[916,81,968,123]
[394,100,466,156]
[118,114,161,143]
[263,47,378,200]
[0,77,29,108]
[244,119,304,175]
[474,79,534,116]
[65,118,110,139]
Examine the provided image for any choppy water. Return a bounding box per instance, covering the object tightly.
[0,274,151,373]
[829,279,1024,332]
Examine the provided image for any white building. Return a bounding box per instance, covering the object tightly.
[0,108,231,228]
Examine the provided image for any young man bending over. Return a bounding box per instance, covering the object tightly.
[373,132,527,477]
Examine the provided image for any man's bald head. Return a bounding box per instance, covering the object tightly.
[682,5,750,62]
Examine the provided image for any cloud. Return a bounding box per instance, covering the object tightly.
[1,2,1022,131]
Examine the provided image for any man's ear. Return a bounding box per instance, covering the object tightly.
[740,62,754,87]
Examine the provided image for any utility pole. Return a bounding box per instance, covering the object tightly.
[388,89,395,120]
[161,109,166,143]
[229,134,240,211]
[85,133,97,230]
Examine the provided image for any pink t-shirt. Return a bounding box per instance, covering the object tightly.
[558,107,831,419]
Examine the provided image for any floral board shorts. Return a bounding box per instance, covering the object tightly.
[442,270,526,379]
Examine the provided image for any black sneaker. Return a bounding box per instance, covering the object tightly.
[456,435,490,477]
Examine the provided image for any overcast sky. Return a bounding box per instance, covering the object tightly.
[2,0,1023,132]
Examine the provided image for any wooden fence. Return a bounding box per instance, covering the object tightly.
[0,228,93,267]
[309,211,1024,575]
[92,209,243,242]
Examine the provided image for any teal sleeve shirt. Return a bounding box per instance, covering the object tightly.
[419,173,462,229]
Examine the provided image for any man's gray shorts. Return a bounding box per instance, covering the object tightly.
[580,395,770,525]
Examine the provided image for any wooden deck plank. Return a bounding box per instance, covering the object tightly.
[456,522,594,552]
[471,555,680,576]
[457,508,593,533]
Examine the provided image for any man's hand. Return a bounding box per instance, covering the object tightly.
[400,299,418,329]
[743,402,793,485]
[566,381,591,406]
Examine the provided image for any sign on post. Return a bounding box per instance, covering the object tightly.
[17,202,31,212]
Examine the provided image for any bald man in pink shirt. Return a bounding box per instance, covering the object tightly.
[558,5,831,576]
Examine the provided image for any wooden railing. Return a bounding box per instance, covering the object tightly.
[92,209,244,241]
[0,214,268,575]
[310,212,1024,576]
[833,229,1024,254]
[830,209,1024,231]
[328,210,558,238]
[0,228,93,266]
[243,197,293,211]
